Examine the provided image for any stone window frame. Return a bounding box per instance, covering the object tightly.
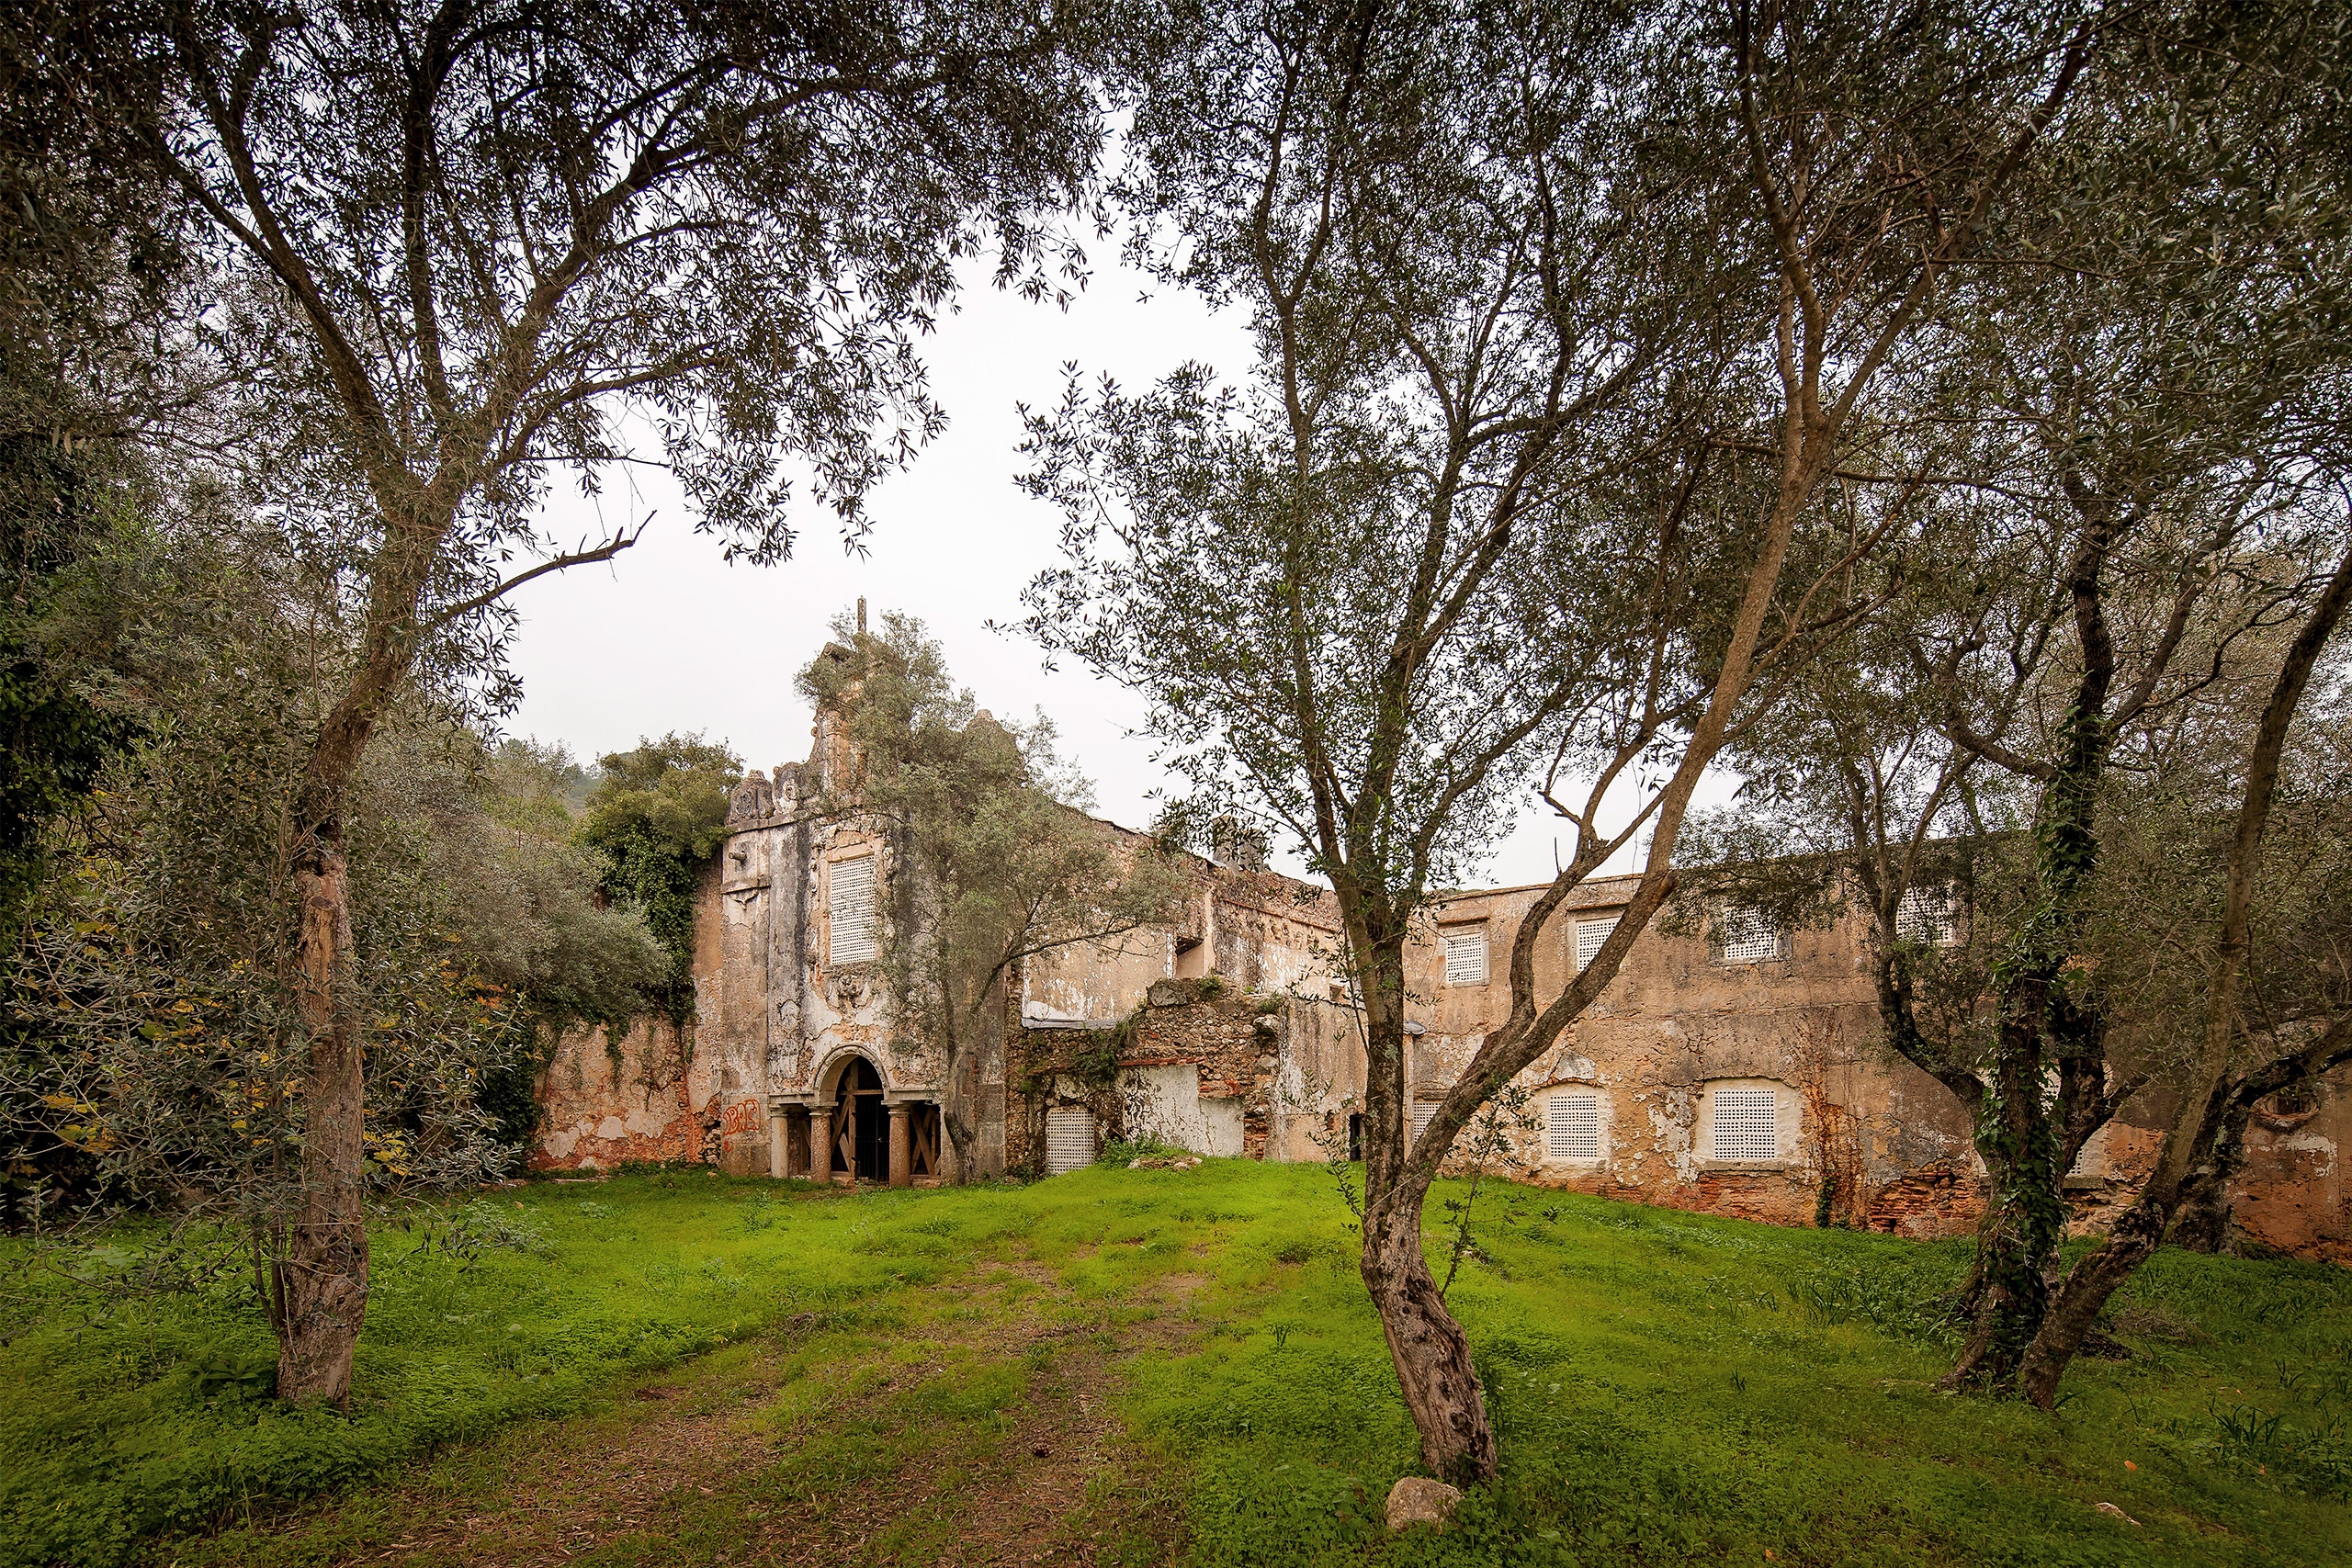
[1696,1077,1796,1169]
[1712,906,1791,965]
[1441,921,1488,987]
[824,844,881,968]
[1542,1082,1609,1167]
[1574,913,1621,973]
[1894,884,1962,946]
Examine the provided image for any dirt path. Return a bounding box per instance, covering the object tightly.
[163,1264,1195,1568]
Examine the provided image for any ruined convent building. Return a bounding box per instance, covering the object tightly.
[533,647,2349,1261]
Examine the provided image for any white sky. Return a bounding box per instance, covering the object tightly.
[505,254,1675,890]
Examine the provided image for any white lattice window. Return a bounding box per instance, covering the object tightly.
[828,854,877,965]
[1442,926,1487,986]
[1044,1107,1094,1175]
[1710,1088,1778,1161]
[1410,1100,1440,1150]
[1895,885,1959,946]
[1715,907,1784,964]
[1547,1091,1600,1160]
[1576,916,1620,972]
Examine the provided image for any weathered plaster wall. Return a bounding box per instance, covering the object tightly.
[1121,1062,1247,1156]
[1023,920,1172,1024]
[1400,875,1970,1232]
[2234,1088,2348,1261]
[1401,875,2349,1256]
[1020,863,1343,1027]
[533,1017,705,1169]
[534,855,733,1172]
[1007,981,1324,1173]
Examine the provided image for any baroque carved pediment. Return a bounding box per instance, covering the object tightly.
[727,769,775,825]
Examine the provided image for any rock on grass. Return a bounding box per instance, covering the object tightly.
[1385,1478,1461,1532]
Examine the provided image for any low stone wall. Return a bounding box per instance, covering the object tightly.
[1862,1162,1986,1239]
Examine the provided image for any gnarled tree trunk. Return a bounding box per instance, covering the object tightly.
[1941,993,2064,1389]
[1943,494,2120,1392]
[276,830,368,1404]
[1360,1178,1495,1484]
[2166,1107,2249,1254]
[266,517,443,1402]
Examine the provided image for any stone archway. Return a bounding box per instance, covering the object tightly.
[801,1049,945,1187]
[820,1054,889,1182]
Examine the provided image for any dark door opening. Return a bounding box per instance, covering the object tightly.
[1347,1112,1363,1162]
[831,1057,888,1181]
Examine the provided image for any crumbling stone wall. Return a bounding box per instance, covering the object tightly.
[1401,873,2351,1256]
[1008,979,1330,1173]
[532,854,741,1173]
[2233,1088,2349,1260]
[1402,874,1967,1232]
[533,1017,705,1169]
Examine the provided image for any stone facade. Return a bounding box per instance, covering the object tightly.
[1399,875,2348,1258]
[527,639,2346,1260]
[529,640,1345,1185]
[1399,875,1964,1231]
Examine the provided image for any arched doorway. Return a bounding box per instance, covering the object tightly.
[828,1055,888,1181]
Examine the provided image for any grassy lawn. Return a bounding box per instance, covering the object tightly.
[3,1160,2346,1567]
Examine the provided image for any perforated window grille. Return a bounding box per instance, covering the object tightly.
[829,855,877,965]
[1547,1092,1600,1160]
[1895,885,1959,946]
[1711,1089,1778,1161]
[1716,908,1783,964]
[1044,1108,1094,1175]
[1576,917,1620,972]
[1410,1100,1440,1151]
[1442,927,1487,986]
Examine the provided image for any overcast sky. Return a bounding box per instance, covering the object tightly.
[504,254,1679,890]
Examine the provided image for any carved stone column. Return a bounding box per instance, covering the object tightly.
[766,1104,788,1180]
[782,1107,808,1177]
[807,1102,831,1181]
[888,1103,911,1188]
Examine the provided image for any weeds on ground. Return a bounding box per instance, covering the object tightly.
[6,1163,2349,1568]
[1097,1136,1187,1166]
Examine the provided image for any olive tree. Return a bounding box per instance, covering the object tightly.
[115,0,1113,1402]
[1022,0,2089,1483]
[2014,549,2352,1404]
[1657,0,2352,1399]
[2,521,663,1287]
[1910,0,2352,1393]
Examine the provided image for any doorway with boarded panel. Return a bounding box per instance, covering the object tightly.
[906,1103,943,1182]
[829,1055,888,1181]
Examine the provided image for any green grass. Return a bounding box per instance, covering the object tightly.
[3,1161,2347,1567]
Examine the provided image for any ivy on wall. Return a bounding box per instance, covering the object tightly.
[579,733,741,1032]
